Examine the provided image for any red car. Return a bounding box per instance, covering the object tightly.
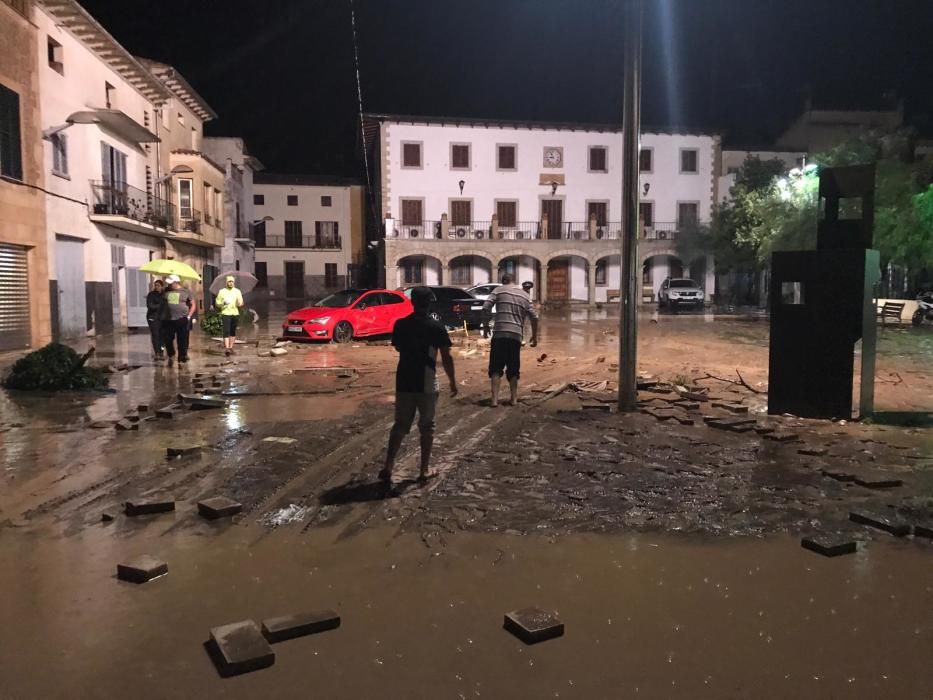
[281,289,413,343]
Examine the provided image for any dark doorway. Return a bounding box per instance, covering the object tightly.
[541,199,563,240]
[285,261,305,299]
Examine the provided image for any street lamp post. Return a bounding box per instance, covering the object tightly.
[618,0,643,411]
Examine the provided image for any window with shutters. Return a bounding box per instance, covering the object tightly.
[400,199,423,226]
[253,193,264,205]
[495,200,518,227]
[588,146,608,173]
[450,200,472,227]
[677,202,699,228]
[497,144,516,171]
[324,263,338,288]
[402,260,423,284]
[450,258,473,286]
[639,202,654,231]
[586,201,608,226]
[51,133,68,177]
[595,259,607,286]
[177,179,193,219]
[321,195,332,207]
[315,221,339,248]
[450,143,471,170]
[401,141,422,168]
[287,194,298,206]
[680,148,699,173]
[0,83,23,181]
[639,148,653,173]
[285,220,303,247]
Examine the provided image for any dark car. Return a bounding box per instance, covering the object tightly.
[399,286,482,329]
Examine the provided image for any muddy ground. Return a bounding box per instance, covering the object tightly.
[0,308,931,698]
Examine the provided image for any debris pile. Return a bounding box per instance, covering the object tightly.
[1,344,109,392]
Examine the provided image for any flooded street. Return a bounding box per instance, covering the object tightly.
[0,307,931,698]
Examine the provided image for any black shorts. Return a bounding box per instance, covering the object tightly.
[222,315,238,337]
[488,337,522,379]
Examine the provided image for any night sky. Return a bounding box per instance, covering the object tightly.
[80,0,933,177]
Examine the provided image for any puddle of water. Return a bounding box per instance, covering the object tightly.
[0,526,929,698]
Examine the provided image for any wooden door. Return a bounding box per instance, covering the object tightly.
[541,199,563,239]
[285,261,305,299]
[547,260,569,300]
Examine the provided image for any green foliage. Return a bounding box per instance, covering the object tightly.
[199,308,254,336]
[1,343,109,392]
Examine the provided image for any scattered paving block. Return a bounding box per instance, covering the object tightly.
[137,404,150,412]
[155,404,179,419]
[261,611,341,643]
[503,607,564,645]
[764,431,799,443]
[116,555,168,583]
[854,475,903,489]
[681,391,709,402]
[262,436,297,445]
[125,413,141,423]
[913,524,933,539]
[754,425,776,435]
[798,447,828,457]
[801,535,858,557]
[704,415,756,427]
[189,396,227,410]
[124,498,175,516]
[198,497,243,520]
[712,402,750,414]
[167,445,202,458]
[89,421,112,429]
[581,400,611,412]
[675,401,701,411]
[821,469,856,483]
[270,347,288,357]
[115,419,138,431]
[207,621,275,677]
[274,341,290,349]
[101,512,115,523]
[849,511,910,537]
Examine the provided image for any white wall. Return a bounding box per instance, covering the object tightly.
[383,121,717,227]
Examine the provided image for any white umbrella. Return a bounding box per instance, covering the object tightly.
[210,271,259,295]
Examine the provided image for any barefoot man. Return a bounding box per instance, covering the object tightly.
[483,274,539,406]
[381,286,458,488]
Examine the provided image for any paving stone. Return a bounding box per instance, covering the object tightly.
[681,391,710,402]
[101,512,115,522]
[581,400,612,412]
[207,620,275,677]
[503,607,564,645]
[197,497,243,520]
[853,475,903,489]
[712,402,750,414]
[89,421,112,429]
[270,348,288,357]
[124,498,176,516]
[703,415,756,427]
[155,405,177,419]
[821,469,856,483]
[116,555,167,583]
[914,524,933,539]
[764,431,799,443]
[753,425,776,435]
[675,401,700,411]
[261,611,341,643]
[125,413,141,423]
[849,511,910,537]
[167,446,202,458]
[801,535,858,557]
[115,419,138,431]
[798,447,828,457]
[189,397,227,410]
[262,436,297,445]
[137,404,150,412]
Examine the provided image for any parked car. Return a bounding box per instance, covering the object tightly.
[658,277,705,310]
[400,285,482,329]
[281,289,413,343]
[467,282,500,318]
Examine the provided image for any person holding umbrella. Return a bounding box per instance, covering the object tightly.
[215,275,244,355]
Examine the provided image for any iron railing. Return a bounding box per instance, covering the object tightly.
[89,180,175,229]
[177,208,202,234]
[256,235,342,250]
[642,222,681,240]
[387,219,700,241]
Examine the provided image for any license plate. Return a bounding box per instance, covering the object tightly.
[288,325,303,332]
[470,305,483,311]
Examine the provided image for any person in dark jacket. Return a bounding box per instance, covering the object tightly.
[146,279,167,360]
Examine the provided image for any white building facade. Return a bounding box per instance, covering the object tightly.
[252,174,365,300]
[369,115,720,303]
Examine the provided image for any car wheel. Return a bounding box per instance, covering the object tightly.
[333,321,353,343]
[912,309,923,326]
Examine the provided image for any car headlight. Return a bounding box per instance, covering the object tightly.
[306,317,331,325]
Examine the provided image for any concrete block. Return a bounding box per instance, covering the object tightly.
[849,511,910,537]
[712,402,749,414]
[125,413,141,423]
[764,431,799,442]
[207,620,275,677]
[115,420,138,431]
[189,397,226,410]
[854,475,903,489]
[117,555,167,583]
[198,497,243,520]
[914,524,933,539]
[155,405,177,419]
[821,469,856,483]
[503,607,564,645]
[681,391,709,402]
[125,498,175,516]
[101,512,115,522]
[270,348,288,357]
[261,611,341,643]
[801,536,857,557]
[167,446,202,458]
[798,447,828,457]
[137,404,150,412]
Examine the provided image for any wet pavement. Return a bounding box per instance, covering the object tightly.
[0,307,931,697]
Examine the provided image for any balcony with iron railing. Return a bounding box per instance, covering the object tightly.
[255,235,342,250]
[89,180,175,232]
[176,208,202,234]
[389,219,695,242]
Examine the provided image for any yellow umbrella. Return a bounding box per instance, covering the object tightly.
[139,259,202,281]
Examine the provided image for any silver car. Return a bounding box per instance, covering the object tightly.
[658,277,705,310]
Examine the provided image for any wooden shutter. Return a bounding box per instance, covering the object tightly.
[452,144,470,168]
[0,84,23,180]
[451,200,472,227]
[0,243,30,350]
[681,149,698,172]
[496,201,517,227]
[587,202,608,226]
[402,143,421,167]
[401,199,422,226]
[639,148,652,172]
[589,147,607,172]
[497,145,515,169]
[639,202,653,227]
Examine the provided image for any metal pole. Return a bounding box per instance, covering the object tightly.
[618,0,642,411]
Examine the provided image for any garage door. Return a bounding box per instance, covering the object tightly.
[0,243,31,351]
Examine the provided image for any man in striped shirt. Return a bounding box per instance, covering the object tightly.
[482,275,539,407]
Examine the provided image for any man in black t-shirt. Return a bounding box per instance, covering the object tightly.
[380,286,458,488]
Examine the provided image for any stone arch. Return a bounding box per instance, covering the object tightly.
[545,248,595,266]
[440,248,496,268]
[393,253,445,287]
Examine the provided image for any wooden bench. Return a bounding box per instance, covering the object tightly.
[878,301,906,325]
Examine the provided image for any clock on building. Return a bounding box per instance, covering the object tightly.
[543,147,563,168]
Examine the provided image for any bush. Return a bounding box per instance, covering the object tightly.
[199,308,255,336]
[1,343,109,392]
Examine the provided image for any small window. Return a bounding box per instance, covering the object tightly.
[0,84,23,180]
[497,144,516,170]
[321,195,332,207]
[253,193,264,206]
[677,202,699,228]
[324,263,338,288]
[639,202,654,229]
[639,148,653,173]
[496,200,517,227]
[105,82,115,109]
[190,127,198,150]
[287,194,298,206]
[595,260,607,286]
[588,146,608,173]
[47,36,64,75]
[451,143,471,170]
[587,201,608,227]
[680,148,699,173]
[51,132,68,177]
[401,199,423,226]
[177,112,184,127]
[402,142,422,168]
[255,261,268,287]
